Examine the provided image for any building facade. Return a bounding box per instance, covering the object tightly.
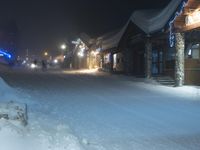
[95,0,200,86]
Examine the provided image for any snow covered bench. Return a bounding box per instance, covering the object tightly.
[0,101,28,126]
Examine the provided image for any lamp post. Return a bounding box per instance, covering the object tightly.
[60,44,68,56]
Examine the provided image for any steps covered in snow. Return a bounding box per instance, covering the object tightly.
[153,76,175,87]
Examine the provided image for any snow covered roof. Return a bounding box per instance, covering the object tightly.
[79,33,95,47]
[99,26,128,51]
[131,0,183,34]
[98,0,185,51]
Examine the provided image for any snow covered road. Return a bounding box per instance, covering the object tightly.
[0,69,200,150]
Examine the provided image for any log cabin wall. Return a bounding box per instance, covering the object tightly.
[184,35,200,85]
[185,59,200,85]
[150,32,200,85]
[99,0,200,85]
[118,22,135,75]
[118,22,146,76]
[101,50,113,72]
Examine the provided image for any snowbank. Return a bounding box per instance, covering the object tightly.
[0,120,83,150]
[0,77,84,150]
[0,101,27,126]
[0,77,18,101]
[112,75,200,100]
[0,77,12,91]
[141,82,200,100]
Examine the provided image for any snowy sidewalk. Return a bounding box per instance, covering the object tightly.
[110,74,200,100]
[0,70,200,150]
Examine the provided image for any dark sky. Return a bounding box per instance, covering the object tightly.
[0,0,170,55]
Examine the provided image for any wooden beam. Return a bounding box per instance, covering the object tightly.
[173,0,200,31]
[182,22,200,31]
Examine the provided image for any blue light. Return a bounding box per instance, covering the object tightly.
[168,0,188,47]
[8,54,12,59]
[0,49,12,59]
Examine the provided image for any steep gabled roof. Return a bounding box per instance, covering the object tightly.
[79,33,95,47]
[99,26,128,51]
[98,0,186,51]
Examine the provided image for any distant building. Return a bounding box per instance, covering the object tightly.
[70,34,98,69]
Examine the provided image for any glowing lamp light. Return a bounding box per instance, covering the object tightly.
[94,51,99,56]
[91,51,95,55]
[44,52,48,56]
[79,45,84,49]
[30,63,36,69]
[188,49,192,56]
[0,50,12,59]
[91,51,99,56]
[7,54,11,59]
[61,44,67,50]
[22,60,26,65]
[54,59,58,64]
[78,52,84,57]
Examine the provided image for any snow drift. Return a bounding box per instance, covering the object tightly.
[0,77,84,150]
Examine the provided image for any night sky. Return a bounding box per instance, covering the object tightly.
[0,0,170,55]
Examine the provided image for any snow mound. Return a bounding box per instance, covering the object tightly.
[0,77,19,101]
[0,77,84,150]
[0,121,83,150]
[0,101,28,126]
[0,77,12,91]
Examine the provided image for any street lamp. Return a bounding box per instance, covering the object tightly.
[61,44,67,50]
[54,59,58,64]
[44,52,48,56]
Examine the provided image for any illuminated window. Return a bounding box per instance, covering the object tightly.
[188,49,192,56]
[104,53,111,64]
[187,44,200,59]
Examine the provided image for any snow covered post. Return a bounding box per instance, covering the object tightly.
[175,32,185,87]
[145,38,152,79]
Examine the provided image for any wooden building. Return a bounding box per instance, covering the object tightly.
[97,0,200,86]
[71,34,100,69]
[129,0,200,86]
